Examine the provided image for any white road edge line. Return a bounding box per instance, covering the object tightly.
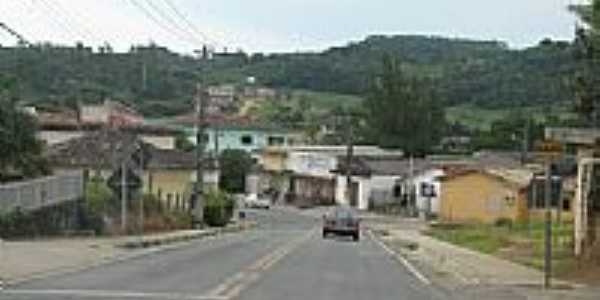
[367,230,431,286]
[1,289,226,300]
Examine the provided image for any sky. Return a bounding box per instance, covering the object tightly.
[0,0,584,54]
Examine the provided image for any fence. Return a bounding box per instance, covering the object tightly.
[0,171,84,213]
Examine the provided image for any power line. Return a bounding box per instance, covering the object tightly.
[128,0,199,47]
[50,0,102,42]
[35,0,90,42]
[143,0,205,46]
[161,0,218,47]
[10,0,66,44]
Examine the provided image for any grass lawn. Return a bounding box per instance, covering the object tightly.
[426,220,577,276]
[446,103,577,131]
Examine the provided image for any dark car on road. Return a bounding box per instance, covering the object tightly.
[322,207,360,241]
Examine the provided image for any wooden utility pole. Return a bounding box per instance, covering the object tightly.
[192,46,209,226]
[344,114,354,207]
[121,161,128,233]
[544,162,553,289]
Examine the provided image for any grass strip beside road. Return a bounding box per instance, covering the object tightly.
[426,221,576,277]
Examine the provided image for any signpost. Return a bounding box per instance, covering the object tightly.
[533,139,563,289]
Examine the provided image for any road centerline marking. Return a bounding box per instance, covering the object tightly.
[208,228,316,300]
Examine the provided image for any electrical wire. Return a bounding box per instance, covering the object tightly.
[128,0,199,48]
[161,0,218,48]
[35,0,90,42]
[50,0,102,42]
[143,0,206,46]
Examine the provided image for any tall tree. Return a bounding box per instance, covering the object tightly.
[219,149,254,194]
[0,74,49,182]
[364,55,445,155]
[573,0,600,126]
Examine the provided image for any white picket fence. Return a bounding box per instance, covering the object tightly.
[0,171,84,213]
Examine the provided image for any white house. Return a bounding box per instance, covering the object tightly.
[334,157,445,213]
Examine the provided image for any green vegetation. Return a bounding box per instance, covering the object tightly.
[203,190,235,227]
[0,34,575,118]
[428,221,576,275]
[364,55,445,154]
[219,149,254,194]
[0,74,49,182]
[213,35,574,109]
[572,0,600,126]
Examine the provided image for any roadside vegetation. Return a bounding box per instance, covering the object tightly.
[426,220,577,278]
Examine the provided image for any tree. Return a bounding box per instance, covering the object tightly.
[573,0,600,126]
[175,132,194,152]
[364,55,445,155]
[0,74,50,182]
[219,149,254,193]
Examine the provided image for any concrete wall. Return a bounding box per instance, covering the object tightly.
[440,172,528,224]
[38,130,84,146]
[413,169,444,215]
[188,128,292,154]
[141,135,176,150]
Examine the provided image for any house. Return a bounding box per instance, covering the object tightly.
[545,127,600,257]
[207,85,237,114]
[334,156,440,212]
[45,129,218,209]
[438,167,531,224]
[34,101,178,150]
[169,114,298,155]
[80,100,144,126]
[258,146,404,209]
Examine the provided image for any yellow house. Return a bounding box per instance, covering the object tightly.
[45,129,218,210]
[439,168,531,224]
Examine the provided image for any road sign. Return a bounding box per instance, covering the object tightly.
[533,140,563,163]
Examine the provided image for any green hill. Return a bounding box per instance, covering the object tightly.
[0,35,576,117]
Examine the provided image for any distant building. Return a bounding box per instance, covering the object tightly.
[169,114,299,155]
[258,146,404,209]
[33,101,178,150]
[46,129,218,207]
[80,100,144,126]
[438,167,531,224]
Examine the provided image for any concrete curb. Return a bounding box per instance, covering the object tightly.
[116,222,257,249]
[3,222,257,287]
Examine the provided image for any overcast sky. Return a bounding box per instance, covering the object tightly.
[0,0,583,54]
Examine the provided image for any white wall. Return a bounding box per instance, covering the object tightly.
[335,175,348,206]
[38,130,84,146]
[287,152,337,177]
[141,135,176,150]
[413,169,444,215]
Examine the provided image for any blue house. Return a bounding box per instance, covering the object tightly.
[168,114,299,154]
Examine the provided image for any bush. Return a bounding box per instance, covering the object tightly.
[495,217,513,228]
[203,190,234,227]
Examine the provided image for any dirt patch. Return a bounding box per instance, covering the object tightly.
[560,260,600,286]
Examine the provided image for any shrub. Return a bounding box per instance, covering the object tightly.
[495,217,513,228]
[203,190,234,227]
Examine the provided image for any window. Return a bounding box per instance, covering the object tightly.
[241,135,253,145]
[268,136,285,146]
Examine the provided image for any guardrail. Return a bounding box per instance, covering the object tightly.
[0,171,84,213]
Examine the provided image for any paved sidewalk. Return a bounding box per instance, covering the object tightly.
[0,223,252,286]
[365,215,600,299]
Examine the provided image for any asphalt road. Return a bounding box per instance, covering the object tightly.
[1,207,449,300]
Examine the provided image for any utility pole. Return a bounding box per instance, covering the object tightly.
[139,146,145,241]
[192,46,209,226]
[344,114,354,207]
[521,120,530,165]
[121,161,128,233]
[544,161,553,289]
